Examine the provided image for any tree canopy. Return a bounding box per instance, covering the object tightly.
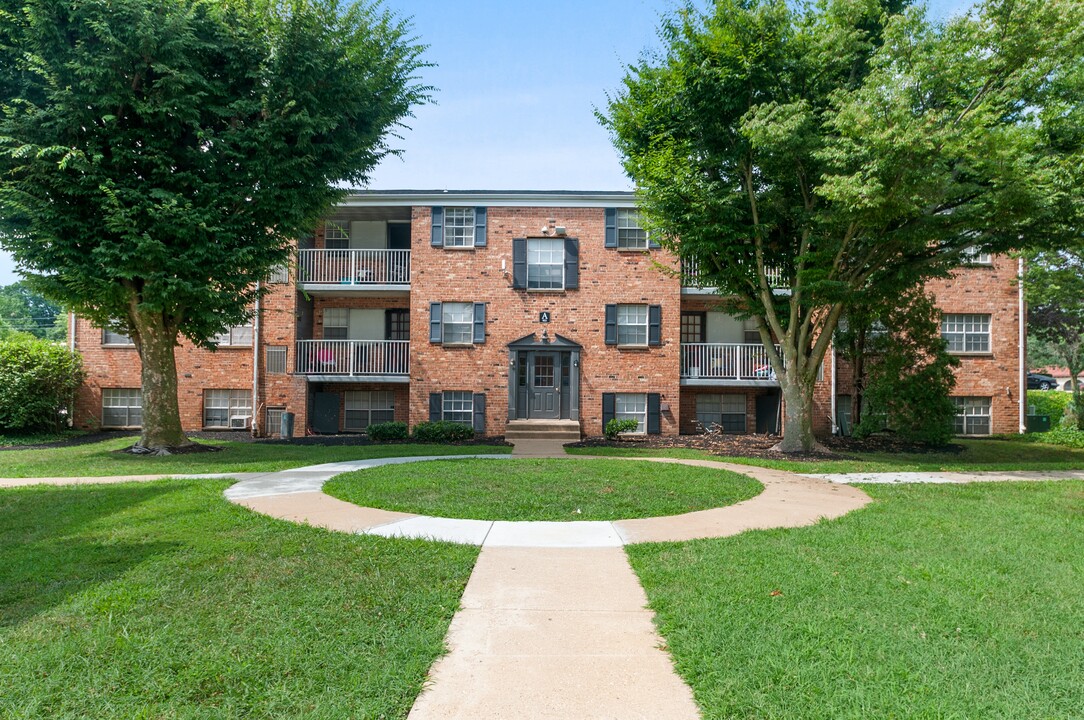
[0,281,63,340]
[602,0,1084,451]
[0,0,429,449]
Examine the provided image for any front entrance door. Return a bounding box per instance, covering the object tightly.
[528,352,561,419]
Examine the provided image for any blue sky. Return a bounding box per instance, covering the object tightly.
[0,0,976,284]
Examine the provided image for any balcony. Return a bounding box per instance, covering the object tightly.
[680,343,781,386]
[295,340,409,382]
[297,249,410,296]
[681,259,785,294]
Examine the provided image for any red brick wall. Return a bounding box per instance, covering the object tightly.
[408,206,682,436]
[925,256,1023,434]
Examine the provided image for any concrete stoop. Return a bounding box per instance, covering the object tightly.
[503,419,582,442]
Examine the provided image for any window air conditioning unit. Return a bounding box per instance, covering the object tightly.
[229,415,251,430]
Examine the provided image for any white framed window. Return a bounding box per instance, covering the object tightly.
[344,391,395,431]
[527,238,564,289]
[442,302,474,344]
[616,208,649,249]
[615,393,647,433]
[268,263,290,284]
[102,388,142,428]
[962,246,992,265]
[443,208,475,248]
[204,389,252,429]
[617,304,649,346]
[942,314,990,353]
[696,394,746,433]
[266,346,287,374]
[323,308,349,340]
[265,406,286,436]
[213,323,253,347]
[324,221,350,249]
[953,397,991,435]
[102,328,133,345]
[442,391,473,425]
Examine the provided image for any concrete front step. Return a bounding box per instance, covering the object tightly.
[504,420,582,442]
[504,431,582,441]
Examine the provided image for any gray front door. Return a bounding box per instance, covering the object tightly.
[312,392,340,434]
[529,353,560,419]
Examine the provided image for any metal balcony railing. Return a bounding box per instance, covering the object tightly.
[295,340,409,376]
[680,343,780,381]
[297,249,410,286]
[681,259,785,289]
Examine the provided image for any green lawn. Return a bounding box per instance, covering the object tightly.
[0,479,478,719]
[0,429,88,447]
[628,480,1084,719]
[324,458,762,521]
[568,437,1084,472]
[0,436,510,478]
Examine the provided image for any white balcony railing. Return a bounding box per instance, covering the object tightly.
[681,343,780,381]
[682,258,785,289]
[297,249,410,286]
[295,340,409,376]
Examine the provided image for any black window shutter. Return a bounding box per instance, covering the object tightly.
[602,393,616,433]
[384,309,392,340]
[429,302,442,343]
[604,304,617,345]
[512,238,527,289]
[472,393,486,434]
[474,207,487,247]
[648,305,662,346]
[604,208,617,248]
[647,393,661,434]
[430,207,444,247]
[473,303,486,343]
[564,237,579,289]
[429,393,442,422]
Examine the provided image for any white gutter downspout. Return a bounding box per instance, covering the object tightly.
[1018,257,1026,434]
[830,345,838,435]
[69,311,76,351]
[252,282,260,438]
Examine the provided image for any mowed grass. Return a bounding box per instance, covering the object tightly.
[0,435,510,478]
[628,480,1084,719]
[568,437,1084,473]
[324,458,763,521]
[0,480,478,719]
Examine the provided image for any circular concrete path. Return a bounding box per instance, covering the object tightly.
[223,454,873,547]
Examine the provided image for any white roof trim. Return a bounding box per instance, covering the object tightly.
[338,191,637,208]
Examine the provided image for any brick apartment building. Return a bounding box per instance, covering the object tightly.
[70,190,1026,439]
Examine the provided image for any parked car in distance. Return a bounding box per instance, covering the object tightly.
[1027,372,1058,390]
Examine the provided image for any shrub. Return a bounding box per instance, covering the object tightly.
[366,421,408,441]
[411,421,474,442]
[604,418,640,439]
[1026,390,1072,422]
[0,337,85,432]
[1032,426,1084,449]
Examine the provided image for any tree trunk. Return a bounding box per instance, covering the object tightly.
[852,328,867,429]
[132,311,190,450]
[777,376,817,453]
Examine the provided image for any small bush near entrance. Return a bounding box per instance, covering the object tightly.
[0,337,85,432]
[412,421,474,442]
[366,421,408,441]
[604,418,640,439]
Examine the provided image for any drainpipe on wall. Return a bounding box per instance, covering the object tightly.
[1018,257,1026,434]
[69,311,76,352]
[830,345,838,435]
[252,283,260,438]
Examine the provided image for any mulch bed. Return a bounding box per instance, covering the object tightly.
[569,432,963,462]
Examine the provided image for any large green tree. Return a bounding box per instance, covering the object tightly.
[0,0,428,451]
[0,281,64,340]
[1027,250,1084,429]
[602,0,1083,451]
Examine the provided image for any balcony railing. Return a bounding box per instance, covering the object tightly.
[295,340,409,376]
[681,343,780,381]
[297,249,410,286]
[681,259,785,289]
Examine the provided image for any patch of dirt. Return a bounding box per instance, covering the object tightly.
[569,432,961,462]
[0,431,136,452]
[117,442,224,456]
